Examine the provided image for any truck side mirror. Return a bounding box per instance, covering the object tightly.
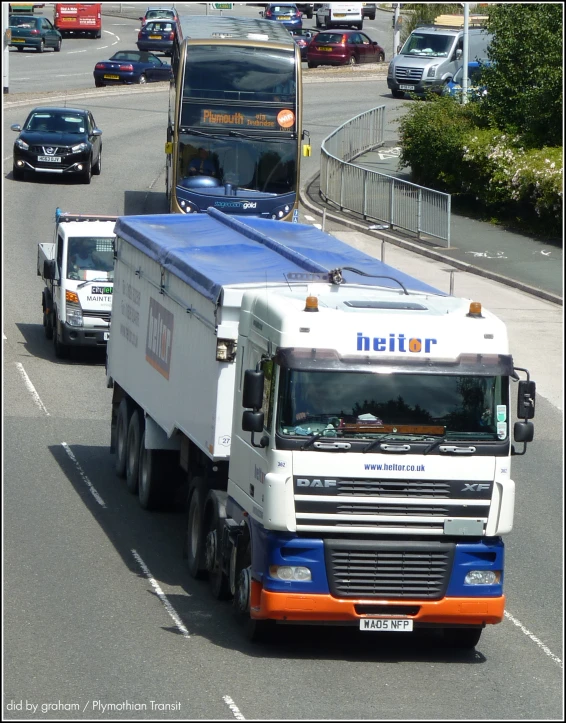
[243,369,264,410]
[43,259,56,280]
[242,410,264,433]
[513,421,534,444]
[517,380,536,419]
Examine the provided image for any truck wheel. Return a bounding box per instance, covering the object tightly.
[126,409,143,494]
[443,627,482,649]
[115,398,130,478]
[42,293,53,339]
[392,89,405,99]
[234,539,275,642]
[53,320,69,359]
[184,479,208,579]
[204,497,232,600]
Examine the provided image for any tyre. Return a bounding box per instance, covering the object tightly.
[43,293,53,340]
[137,73,147,85]
[53,319,69,359]
[378,52,385,63]
[307,61,317,69]
[125,409,143,494]
[37,40,45,53]
[93,146,102,175]
[138,437,176,510]
[234,538,276,642]
[95,30,101,39]
[12,164,24,180]
[95,80,105,88]
[17,47,24,52]
[369,13,376,21]
[204,495,232,600]
[82,160,92,184]
[348,54,357,66]
[315,15,321,28]
[54,39,61,52]
[392,89,405,99]
[115,398,130,478]
[184,479,207,579]
[444,627,483,649]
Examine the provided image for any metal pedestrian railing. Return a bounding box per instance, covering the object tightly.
[320,106,451,247]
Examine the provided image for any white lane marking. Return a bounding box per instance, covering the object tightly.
[61,442,107,508]
[303,214,315,221]
[222,696,246,721]
[312,223,322,229]
[66,49,88,54]
[15,362,50,416]
[131,550,191,639]
[505,610,563,668]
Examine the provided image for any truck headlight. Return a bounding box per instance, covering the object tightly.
[66,306,83,327]
[269,565,312,581]
[427,64,439,78]
[387,62,393,77]
[464,570,500,585]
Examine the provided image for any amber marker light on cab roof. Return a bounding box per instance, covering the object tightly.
[468,302,483,317]
[304,296,319,312]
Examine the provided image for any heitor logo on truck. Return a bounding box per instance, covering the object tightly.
[146,298,174,380]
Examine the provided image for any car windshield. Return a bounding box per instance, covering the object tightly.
[66,237,114,281]
[277,369,508,441]
[147,10,174,19]
[25,112,86,133]
[401,33,454,57]
[111,51,161,64]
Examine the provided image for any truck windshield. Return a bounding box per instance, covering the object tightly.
[277,369,508,441]
[400,33,454,58]
[66,237,114,281]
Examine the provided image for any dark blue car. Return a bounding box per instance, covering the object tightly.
[93,50,172,87]
[137,19,176,56]
[262,4,303,30]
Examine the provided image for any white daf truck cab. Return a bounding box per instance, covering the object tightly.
[37,208,117,358]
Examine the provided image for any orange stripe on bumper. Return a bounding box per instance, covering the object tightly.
[250,582,505,625]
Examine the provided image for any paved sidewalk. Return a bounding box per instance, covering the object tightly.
[301,148,562,305]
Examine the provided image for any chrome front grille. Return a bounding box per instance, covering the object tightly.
[395,66,424,81]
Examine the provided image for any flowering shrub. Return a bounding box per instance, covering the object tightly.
[398,101,563,236]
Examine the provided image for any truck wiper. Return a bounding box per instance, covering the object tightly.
[363,435,400,453]
[228,130,296,141]
[77,277,113,289]
[301,431,324,451]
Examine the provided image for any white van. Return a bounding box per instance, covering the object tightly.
[387,24,492,98]
[315,3,363,30]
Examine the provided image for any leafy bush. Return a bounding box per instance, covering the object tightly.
[398,100,563,235]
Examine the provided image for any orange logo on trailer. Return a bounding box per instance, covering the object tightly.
[277,109,295,129]
[146,298,174,380]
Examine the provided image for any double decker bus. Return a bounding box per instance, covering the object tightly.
[166,15,306,220]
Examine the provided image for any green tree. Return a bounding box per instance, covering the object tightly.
[480,4,563,146]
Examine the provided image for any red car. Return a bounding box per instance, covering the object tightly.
[307,29,385,68]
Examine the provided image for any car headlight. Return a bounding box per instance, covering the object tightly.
[71,142,89,153]
[427,65,440,78]
[15,138,29,151]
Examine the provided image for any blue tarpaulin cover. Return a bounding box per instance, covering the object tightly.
[114,210,444,303]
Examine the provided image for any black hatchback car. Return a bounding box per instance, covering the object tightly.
[11,107,102,184]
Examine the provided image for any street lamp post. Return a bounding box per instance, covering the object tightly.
[461,2,470,104]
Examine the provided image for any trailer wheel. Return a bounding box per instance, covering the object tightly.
[443,627,483,649]
[126,409,143,493]
[204,496,232,600]
[138,436,175,510]
[184,478,207,579]
[115,398,130,478]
